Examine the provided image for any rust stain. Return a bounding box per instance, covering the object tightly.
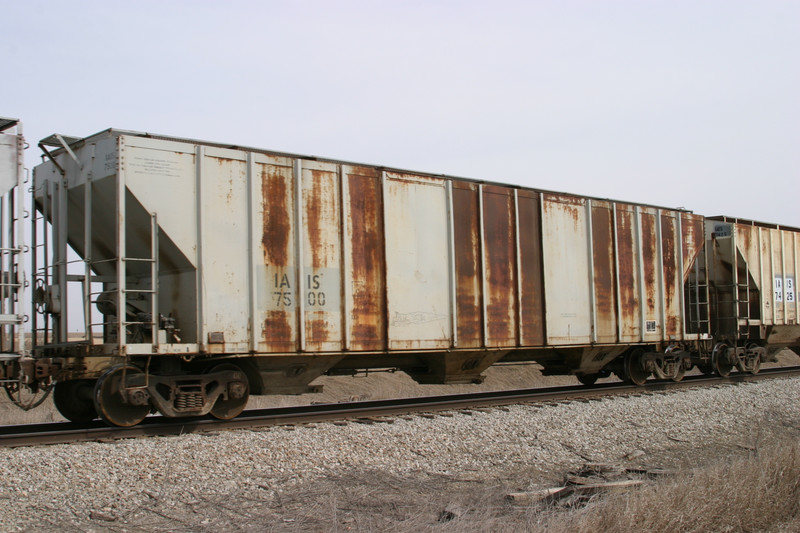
[305,171,322,264]
[304,169,339,348]
[304,169,338,268]
[260,165,292,267]
[615,205,639,339]
[517,190,545,346]
[591,203,616,341]
[453,182,482,347]
[640,213,658,316]
[544,193,583,228]
[346,169,386,351]
[259,164,295,349]
[483,185,516,345]
[661,214,679,335]
[307,315,328,343]
[682,214,705,281]
[263,310,293,348]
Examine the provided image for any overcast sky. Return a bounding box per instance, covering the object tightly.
[4,0,799,225]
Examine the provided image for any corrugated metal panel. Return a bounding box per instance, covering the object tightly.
[482,185,518,346]
[725,223,800,327]
[793,232,799,324]
[615,203,641,342]
[301,161,342,351]
[123,137,197,267]
[0,132,18,196]
[37,129,719,359]
[384,172,451,350]
[769,229,786,326]
[590,201,617,343]
[516,190,545,346]
[760,227,774,325]
[660,211,681,338]
[640,208,661,342]
[200,149,250,352]
[342,165,386,351]
[681,213,705,281]
[452,181,483,348]
[260,159,297,351]
[542,193,592,345]
[782,231,797,324]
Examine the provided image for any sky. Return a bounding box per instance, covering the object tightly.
[3,0,799,226]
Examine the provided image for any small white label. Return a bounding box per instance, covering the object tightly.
[787,277,795,303]
[775,276,783,302]
[645,320,657,333]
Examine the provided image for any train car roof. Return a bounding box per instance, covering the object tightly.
[39,126,699,215]
[708,215,800,232]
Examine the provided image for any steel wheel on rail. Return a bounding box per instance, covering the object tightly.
[208,363,249,420]
[671,365,686,382]
[742,343,762,375]
[53,380,98,423]
[624,349,649,386]
[664,345,686,382]
[748,354,761,375]
[712,344,734,378]
[577,373,599,386]
[3,360,53,411]
[94,366,150,427]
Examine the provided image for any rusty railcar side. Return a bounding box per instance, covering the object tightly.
[706,217,799,357]
[28,128,731,425]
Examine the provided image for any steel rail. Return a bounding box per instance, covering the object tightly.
[2,366,799,448]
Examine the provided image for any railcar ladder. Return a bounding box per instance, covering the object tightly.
[31,133,159,352]
[86,213,159,350]
[686,246,710,335]
[0,118,27,362]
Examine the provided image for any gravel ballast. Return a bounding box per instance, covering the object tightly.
[1,377,799,530]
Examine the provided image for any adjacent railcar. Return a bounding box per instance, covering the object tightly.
[1,119,798,426]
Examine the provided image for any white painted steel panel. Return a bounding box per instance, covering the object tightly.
[783,230,797,324]
[199,150,250,352]
[384,173,451,350]
[640,208,663,343]
[300,161,342,351]
[0,133,18,196]
[760,227,774,325]
[660,212,683,340]
[258,159,299,352]
[771,229,784,324]
[123,138,198,267]
[542,194,592,344]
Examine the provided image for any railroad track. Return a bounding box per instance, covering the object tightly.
[2,366,799,448]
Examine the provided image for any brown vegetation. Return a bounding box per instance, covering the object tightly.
[535,440,800,533]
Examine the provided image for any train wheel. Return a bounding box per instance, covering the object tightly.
[53,380,97,423]
[209,364,249,420]
[713,346,734,378]
[671,365,686,382]
[94,366,150,427]
[744,343,761,375]
[748,356,761,375]
[3,360,53,411]
[624,349,649,386]
[577,373,599,386]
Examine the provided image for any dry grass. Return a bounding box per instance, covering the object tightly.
[534,441,800,533]
[256,440,800,533]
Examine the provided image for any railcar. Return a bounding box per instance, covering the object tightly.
[0,117,797,426]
